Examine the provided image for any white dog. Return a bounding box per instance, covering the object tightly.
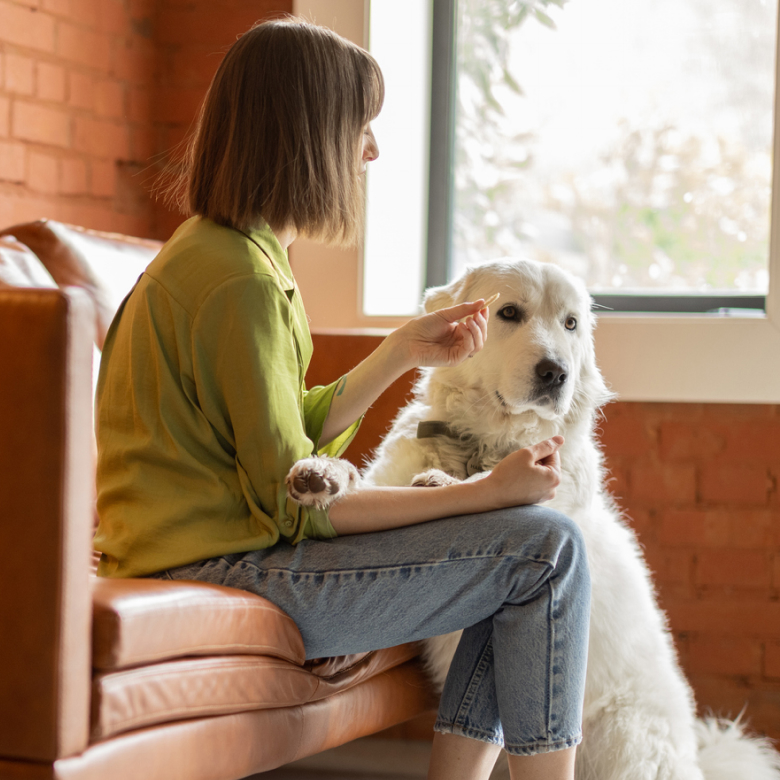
[288,258,780,780]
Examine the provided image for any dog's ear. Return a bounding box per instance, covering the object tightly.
[422,270,473,313]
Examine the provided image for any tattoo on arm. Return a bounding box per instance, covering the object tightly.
[335,376,348,397]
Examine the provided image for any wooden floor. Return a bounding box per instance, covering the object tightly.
[247,738,431,779]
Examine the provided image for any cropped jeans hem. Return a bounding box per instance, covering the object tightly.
[433,720,582,756]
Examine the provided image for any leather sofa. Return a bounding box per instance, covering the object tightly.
[0,221,434,780]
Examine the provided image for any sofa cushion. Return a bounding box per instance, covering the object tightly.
[0,237,58,289]
[90,643,421,740]
[0,220,162,348]
[92,578,306,671]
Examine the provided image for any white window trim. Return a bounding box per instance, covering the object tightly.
[291,0,780,404]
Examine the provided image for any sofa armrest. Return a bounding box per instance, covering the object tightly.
[0,288,95,761]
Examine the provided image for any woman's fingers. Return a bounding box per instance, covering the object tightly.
[435,295,497,323]
[527,436,564,465]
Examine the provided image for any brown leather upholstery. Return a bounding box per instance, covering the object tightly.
[0,288,96,761]
[91,643,421,740]
[0,220,161,347]
[0,224,434,777]
[0,236,58,288]
[0,661,434,780]
[92,577,306,670]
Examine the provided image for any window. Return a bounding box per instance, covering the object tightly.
[295,0,780,402]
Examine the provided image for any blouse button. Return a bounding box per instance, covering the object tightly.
[284,520,293,528]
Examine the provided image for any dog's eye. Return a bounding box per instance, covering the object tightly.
[498,305,523,322]
[565,316,577,331]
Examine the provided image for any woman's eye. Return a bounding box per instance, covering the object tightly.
[565,316,577,331]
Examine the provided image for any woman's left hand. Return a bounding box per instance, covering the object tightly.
[393,300,490,369]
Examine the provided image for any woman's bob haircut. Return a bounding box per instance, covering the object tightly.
[184,18,384,246]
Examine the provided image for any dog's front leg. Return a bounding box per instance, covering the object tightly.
[410,468,461,488]
[286,456,361,509]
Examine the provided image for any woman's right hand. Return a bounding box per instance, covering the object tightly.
[484,436,564,507]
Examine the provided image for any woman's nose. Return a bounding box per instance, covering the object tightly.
[364,131,379,162]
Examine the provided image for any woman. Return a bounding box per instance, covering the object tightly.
[94,18,590,780]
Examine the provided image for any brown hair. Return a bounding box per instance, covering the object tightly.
[184,18,384,246]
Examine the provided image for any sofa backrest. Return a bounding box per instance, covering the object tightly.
[0,221,162,348]
[0,288,95,761]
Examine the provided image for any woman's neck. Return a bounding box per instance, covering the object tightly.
[272,224,297,250]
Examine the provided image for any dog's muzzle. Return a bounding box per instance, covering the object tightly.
[534,358,568,395]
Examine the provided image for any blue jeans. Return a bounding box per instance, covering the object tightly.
[151,506,590,756]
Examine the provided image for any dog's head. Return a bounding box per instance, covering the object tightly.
[424,258,613,425]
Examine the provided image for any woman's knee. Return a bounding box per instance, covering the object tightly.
[500,505,589,578]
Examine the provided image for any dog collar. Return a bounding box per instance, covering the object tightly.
[416,421,484,477]
[416,420,460,440]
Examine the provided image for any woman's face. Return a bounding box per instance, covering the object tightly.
[360,125,379,173]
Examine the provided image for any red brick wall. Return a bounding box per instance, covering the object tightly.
[601,402,780,740]
[0,0,290,238]
[309,334,780,742]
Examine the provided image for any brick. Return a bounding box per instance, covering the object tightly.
[42,0,70,14]
[621,506,653,541]
[69,0,97,27]
[774,554,780,589]
[641,545,692,588]
[659,421,725,461]
[700,465,772,506]
[94,79,125,119]
[719,421,780,464]
[97,0,127,35]
[696,550,772,588]
[0,1,56,51]
[113,36,155,83]
[57,21,111,71]
[128,85,150,123]
[599,415,655,458]
[90,158,115,197]
[37,61,66,101]
[665,598,780,638]
[59,156,87,194]
[688,636,762,676]
[128,125,155,162]
[766,642,780,679]
[73,116,129,159]
[170,45,223,86]
[68,71,93,109]
[686,674,778,731]
[4,52,35,95]
[725,509,780,549]
[27,150,58,194]
[659,509,730,548]
[0,96,9,137]
[0,140,26,182]
[12,100,70,147]
[629,462,697,505]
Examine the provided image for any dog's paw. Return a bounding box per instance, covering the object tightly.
[286,456,361,509]
[411,469,460,488]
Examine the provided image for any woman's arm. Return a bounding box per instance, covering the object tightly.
[320,299,491,444]
[328,438,564,535]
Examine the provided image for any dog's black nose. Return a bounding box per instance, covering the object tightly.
[535,358,568,388]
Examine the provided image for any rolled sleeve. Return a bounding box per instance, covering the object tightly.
[192,273,339,543]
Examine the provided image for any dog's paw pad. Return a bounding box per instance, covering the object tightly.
[411,469,460,488]
[286,457,360,509]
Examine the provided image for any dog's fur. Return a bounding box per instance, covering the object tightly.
[287,258,780,780]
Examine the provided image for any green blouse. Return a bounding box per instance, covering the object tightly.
[94,217,359,578]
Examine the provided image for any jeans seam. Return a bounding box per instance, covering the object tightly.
[453,637,494,730]
[237,554,554,578]
[545,578,554,739]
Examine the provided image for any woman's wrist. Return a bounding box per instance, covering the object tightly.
[381,328,418,376]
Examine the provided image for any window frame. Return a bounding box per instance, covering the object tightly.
[292,0,780,404]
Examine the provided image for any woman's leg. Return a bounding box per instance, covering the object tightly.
[158,505,590,775]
